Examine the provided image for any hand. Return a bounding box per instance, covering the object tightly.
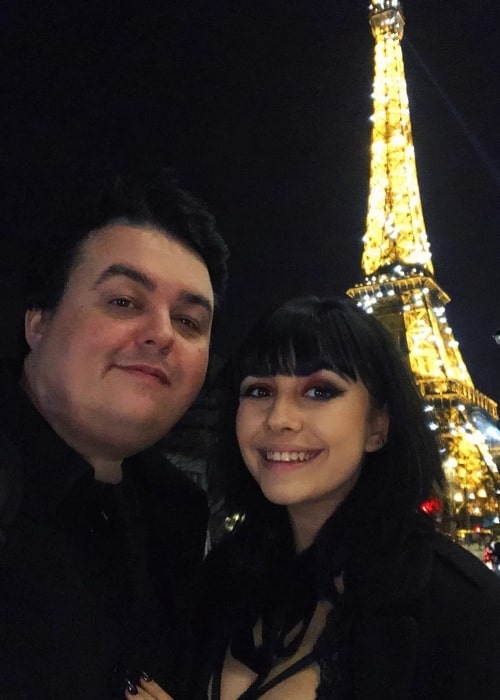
[124,674,175,699]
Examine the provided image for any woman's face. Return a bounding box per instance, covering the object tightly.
[236,369,389,524]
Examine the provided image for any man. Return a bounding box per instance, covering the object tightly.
[0,169,229,699]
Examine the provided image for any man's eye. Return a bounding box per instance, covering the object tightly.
[174,317,200,332]
[304,384,343,400]
[109,297,134,309]
[240,385,271,399]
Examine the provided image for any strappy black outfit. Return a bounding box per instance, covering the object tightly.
[175,508,500,700]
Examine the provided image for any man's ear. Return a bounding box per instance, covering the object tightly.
[365,404,390,453]
[24,309,49,351]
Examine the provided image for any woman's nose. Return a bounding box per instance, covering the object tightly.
[265,398,302,433]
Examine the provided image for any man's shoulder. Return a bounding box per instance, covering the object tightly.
[128,450,209,578]
[130,447,207,507]
[129,449,209,543]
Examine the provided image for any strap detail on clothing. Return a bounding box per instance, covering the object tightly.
[238,652,316,700]
[210,651,317,700]
[210,653,224,700]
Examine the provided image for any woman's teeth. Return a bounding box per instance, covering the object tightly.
[266,451,316,462]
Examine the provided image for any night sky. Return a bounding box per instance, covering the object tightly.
[2,0,500,405]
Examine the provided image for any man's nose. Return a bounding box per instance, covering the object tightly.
[265,397,302,433]
[142,310,175,353]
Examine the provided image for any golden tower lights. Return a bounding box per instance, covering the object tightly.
[347,0,500,528]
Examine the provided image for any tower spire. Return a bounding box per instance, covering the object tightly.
[348,1,500,529]
[363,0,432,277]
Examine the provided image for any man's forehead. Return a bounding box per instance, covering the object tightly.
[80,225,210,279]
[74,225,214,311]
[83,223,197,259]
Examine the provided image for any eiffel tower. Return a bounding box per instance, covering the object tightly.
[346,0,500,530]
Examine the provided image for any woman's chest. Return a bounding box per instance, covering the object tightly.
[216,599,333,700]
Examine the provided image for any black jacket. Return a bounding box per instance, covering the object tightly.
[342,529,500,699]
[0,364,208,699]
[181,513,500,699]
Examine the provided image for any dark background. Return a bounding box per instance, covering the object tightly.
[2,0,499,405]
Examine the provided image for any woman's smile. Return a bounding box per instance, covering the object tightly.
[237,371,388,522]
[260,448,324,469]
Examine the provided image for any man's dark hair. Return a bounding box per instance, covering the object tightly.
[23,167,229,315]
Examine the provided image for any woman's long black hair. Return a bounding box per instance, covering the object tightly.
[210,296,444,553]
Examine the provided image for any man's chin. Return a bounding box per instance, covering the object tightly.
[110,413,185,451]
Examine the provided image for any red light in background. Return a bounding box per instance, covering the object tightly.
[420,497,443,515]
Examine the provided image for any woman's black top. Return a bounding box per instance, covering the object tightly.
[174,508,500,700]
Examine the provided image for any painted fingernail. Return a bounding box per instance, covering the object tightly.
[140,670,153,682]
[125,679,138,695]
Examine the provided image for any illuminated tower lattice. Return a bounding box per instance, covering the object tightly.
[347,0,500,527]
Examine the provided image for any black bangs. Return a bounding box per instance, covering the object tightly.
[235,297,375,388]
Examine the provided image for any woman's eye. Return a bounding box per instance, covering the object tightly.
[304,384,343,400]
[240,385,272,399]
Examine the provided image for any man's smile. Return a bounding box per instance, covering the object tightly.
[115,363,170,385]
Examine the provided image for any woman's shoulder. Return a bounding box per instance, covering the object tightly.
[417,533,500,694]
[431,532,500,598]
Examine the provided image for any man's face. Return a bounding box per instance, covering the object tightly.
[23,224,214,462]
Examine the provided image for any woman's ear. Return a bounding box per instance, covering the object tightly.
[24,309,49,351]
[365,404,389,453]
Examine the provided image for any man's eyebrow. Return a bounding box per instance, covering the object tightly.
[94,264,156,291]
[178,291,213,318]
[94,264,213,317]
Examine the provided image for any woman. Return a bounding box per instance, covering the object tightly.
[127,296,500,699]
